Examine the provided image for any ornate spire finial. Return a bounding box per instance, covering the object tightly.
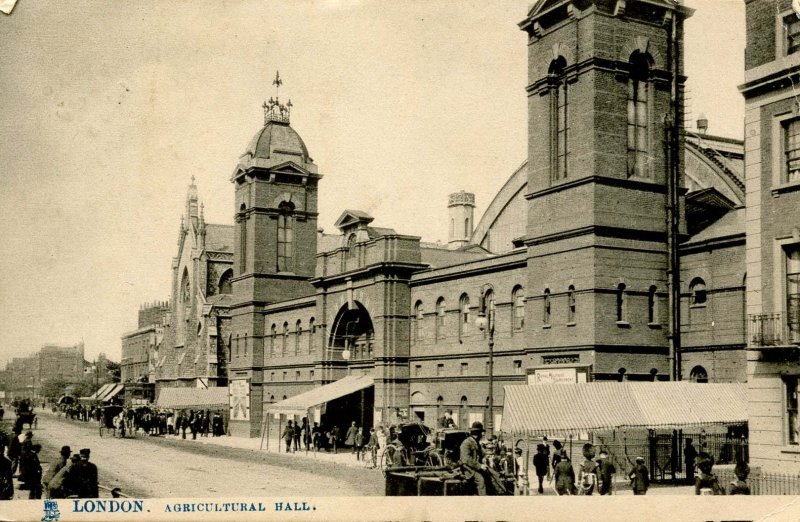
[263,71,292,125]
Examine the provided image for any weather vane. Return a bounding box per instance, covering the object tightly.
[263,70,292,125]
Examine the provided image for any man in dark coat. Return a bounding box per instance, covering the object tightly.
[283,421,294,453]
[42,446,70,497]
[684,439,697,485]
[70,449,99,498]
[48,455,80,499]
[596,450,616,495]
[6,426,22,476]
[459,421,488,495]
[553,453,576,495]
[532,444,549,494]
[19,444,42,499]
[0,453,13,500]
[628,456,649,495]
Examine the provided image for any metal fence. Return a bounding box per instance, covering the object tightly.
[716,467,800,495]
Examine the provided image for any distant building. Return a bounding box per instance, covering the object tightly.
[4,342,86,399]
[741,0,800,473]
[120,301,169,383]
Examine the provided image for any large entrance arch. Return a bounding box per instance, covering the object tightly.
[329,302,375,361]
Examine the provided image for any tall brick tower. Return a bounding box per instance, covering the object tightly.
[519,0,691,381]
[228,86,322,437]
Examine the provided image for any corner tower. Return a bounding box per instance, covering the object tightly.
[229,86,321,437]
[520,0,692,381]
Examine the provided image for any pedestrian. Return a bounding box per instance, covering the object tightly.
[551,439,563,469]
[70,449,99,499]
[331,425,340,454]
[596,450,616,495]
[202,410,211,437]
[293,420,302,452]
[578,443,599,495]
[42,446,70,498]
[311,422,321,451]
[48,455,80,499]
[190,411,200,440]
[345,421,358,453]
[354,427,364,461]
[301,418,311,451]
[0,453,13,500]
[283,421,294,453]
[726,459,751,495]
[167,412,175,435]
[684,438,697,485]
[532,444,549,494]
[366,428,378,468]
[459,422,488,495]
[20,444,42,499]
[553,453,576,495]
[376,425,387,456]
[628,456,649,495]
[694,453,723,495]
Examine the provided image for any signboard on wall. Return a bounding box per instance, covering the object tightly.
[528,368,577,385]
[229,379,250,421]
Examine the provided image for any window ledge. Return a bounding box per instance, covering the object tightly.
[780,447,800,455]
[542,324,551,330]
[566,322,576,327]
[771,179,800,196]
[647,322,662,329]
[689,304,707,309]
[616,321,631,328]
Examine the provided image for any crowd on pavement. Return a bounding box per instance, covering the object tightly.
[0,400,99,501]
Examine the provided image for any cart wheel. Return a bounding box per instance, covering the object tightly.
[381,446,396,477]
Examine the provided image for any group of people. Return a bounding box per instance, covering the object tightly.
[281,419,387,466]
[683,438,750,496]
[0,425,98,500]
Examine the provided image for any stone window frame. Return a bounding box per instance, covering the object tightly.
[777,9,800,59]
[771,111,800,192]
[435,297,447,341]
[458,293,470,341]
[512,285,525,332]
[308,317,316,354]
[772,236,800,343]
[548,55,569,183]
[626,50,654,180]
[295,319,302,356]
[689,277,707,307]
[413,300,424,342]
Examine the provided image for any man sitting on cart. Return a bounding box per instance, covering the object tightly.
[459,422,490,495]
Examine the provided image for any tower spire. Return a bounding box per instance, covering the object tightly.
[262,70,292,125]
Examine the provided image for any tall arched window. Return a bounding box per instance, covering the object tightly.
[235,334,240,358]
[459,294,470,340]
[616,283,627,322]
[277,201,294,272]
[282,322,289,356]
[690,277,707,306]
[238,203,247,274]
[483,289,496,338]
[549,56,568,182]
[435,298,446,340]
[464,218,470,238]
[513,286,525,331]
[648,285,658,324]
[308,317,315,353]
[270,324,277,356]
[567,285,576,324]
[627,51,651,178]
[295,320,302,355]
[413,301,424,342]
[181,268,190,306]
[218,269,233,294]
[347,233,357,259]
[543,289,551,325]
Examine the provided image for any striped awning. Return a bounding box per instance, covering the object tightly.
[264,374,374,415]
[502,382,747,436]
[97,383,124,402]
[156,387,229,410]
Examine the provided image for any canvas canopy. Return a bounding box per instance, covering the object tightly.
[501,381,747,436]
[79,383,114,403]
[156,387,228,410]
[264,374,374,416]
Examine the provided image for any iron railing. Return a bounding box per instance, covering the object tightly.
[748,312,800,346]
[716,467,800,495]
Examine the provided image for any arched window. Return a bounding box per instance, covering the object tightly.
[295,320,302,355]
[459,396,469,429]
[413,301,424,342]
[567,285,576,324]
[270,324,277,356]
[238,203,247,274]
[235,334,240,358]
[227,334,232,362]
[243,332,247,357]
[690,277,707,306]
[464,218,470,238]
[436,297,446,340]
[308,317,315,353]
[483,289,496,338]
[513,286,525,331]
[627,51,652,178]
[617,283,627,322]
[282,322,289,356]
[347,233,357,259]
[277,201,294,272]
[648,285,658,324]
[689,365,709,383]
[181,268,190,306]
[549,56,568,182]
[543,289,551,325]
[459,294,470,340]
[218,269,233,294]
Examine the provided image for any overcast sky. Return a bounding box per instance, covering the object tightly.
[0,0,744,365]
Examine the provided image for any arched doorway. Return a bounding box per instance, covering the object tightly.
[328,302,375,361]
[689,365,709,383]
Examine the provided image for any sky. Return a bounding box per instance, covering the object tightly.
[0,0,745,365]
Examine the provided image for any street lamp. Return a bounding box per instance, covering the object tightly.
[475,294,495,438]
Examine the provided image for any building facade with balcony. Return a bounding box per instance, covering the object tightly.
[741,0,800,473]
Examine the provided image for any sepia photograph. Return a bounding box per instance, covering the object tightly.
[1,0,799,519]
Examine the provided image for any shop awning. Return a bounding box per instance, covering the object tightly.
[264,374,374,416]
[501,382,747,436]
[156,387,229,410]
[78,383,114,403]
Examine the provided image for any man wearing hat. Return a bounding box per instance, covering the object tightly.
[459,421,488,495]
[42,445,70,497]
[628,456,649,495]
[596,449,616,495]
[70,449,98,498]
[48,454,80,499]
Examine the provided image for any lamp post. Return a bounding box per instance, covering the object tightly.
[475,299,495,438]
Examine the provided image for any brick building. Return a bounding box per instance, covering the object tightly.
[120,301,169,384]
[741,0,800,473]
[143,0,758,439]
[4,342,86,399]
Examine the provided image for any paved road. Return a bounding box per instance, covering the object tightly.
[12,413,382,498]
